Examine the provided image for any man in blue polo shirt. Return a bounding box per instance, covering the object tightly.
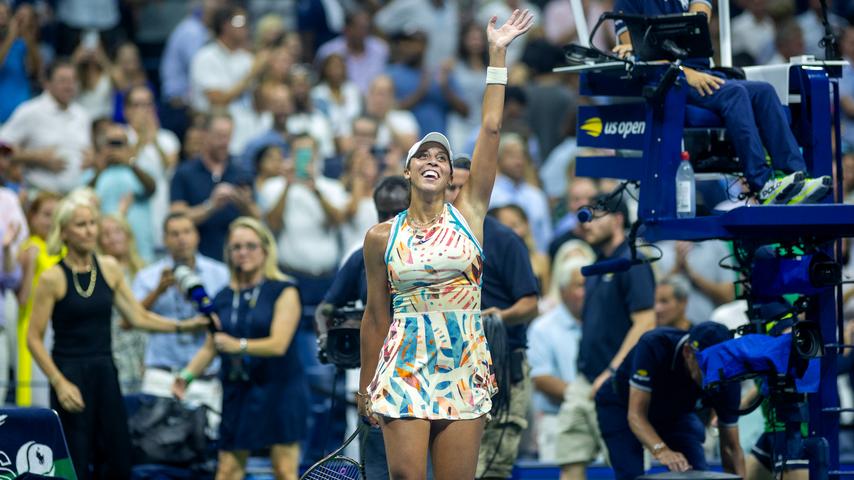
[448,154,540,480]
[578,193,656,397]
[170,113,258,261]
[611,0,831,205]
[133,212,230,424]
[555,193,655,479]
[595,321,745,479]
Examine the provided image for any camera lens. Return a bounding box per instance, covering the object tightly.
[793,322,823,359]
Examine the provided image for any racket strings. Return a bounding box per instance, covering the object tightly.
[302,457,363,480]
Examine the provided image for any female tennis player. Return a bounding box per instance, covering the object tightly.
[358,9,534,479]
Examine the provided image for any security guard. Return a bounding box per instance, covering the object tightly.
[595,321,746,479]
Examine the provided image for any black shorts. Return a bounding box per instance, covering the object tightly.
[751,431,809,471]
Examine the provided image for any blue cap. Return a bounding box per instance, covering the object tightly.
[688,322,733,352]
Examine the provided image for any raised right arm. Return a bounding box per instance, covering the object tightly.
[456,10,534,226]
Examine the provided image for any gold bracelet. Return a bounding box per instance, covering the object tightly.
[355,391,370,399]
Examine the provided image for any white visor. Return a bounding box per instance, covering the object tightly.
[405,132,453,169]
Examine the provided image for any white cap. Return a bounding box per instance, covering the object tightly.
[405,132,453,169]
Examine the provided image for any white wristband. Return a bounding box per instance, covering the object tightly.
[486,66,508,85]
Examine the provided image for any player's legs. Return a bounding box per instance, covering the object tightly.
[380,417,431,480]
[430,417,487,480]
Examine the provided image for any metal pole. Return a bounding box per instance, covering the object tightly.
[718,0,732,67]
[570,0,590,47]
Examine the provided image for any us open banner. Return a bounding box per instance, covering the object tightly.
[577,103,647,150]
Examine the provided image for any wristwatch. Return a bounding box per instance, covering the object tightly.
[239,338,248,353]
[652,442,667,456]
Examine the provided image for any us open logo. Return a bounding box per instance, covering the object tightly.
[581,117,645,139]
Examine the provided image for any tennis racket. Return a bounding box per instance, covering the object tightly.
[300,423,367,480]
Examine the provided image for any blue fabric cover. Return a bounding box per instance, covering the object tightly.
[697,333,820,393]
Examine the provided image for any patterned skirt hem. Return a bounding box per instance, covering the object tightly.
[370,408,491,421]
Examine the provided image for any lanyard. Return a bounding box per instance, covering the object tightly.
[230,282,262,329]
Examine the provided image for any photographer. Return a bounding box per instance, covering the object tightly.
[133,212,230,414]
[595,322,745,479]
[314,175,409,480]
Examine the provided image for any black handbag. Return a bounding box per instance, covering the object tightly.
[127,396,208,466]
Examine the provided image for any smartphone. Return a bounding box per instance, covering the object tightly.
[295,148,312,180]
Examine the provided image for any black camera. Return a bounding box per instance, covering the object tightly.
[319,303,364,369]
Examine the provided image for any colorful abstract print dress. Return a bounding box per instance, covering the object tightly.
[368,203,497,420]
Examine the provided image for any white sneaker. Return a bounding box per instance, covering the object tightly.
[758,172,805,205]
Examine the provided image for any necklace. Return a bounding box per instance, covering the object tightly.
[66,257,97,298]
[408,207,444,230]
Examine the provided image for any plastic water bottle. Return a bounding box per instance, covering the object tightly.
[676,151,695,218]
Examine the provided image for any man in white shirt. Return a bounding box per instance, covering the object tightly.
[364,74,420,152]
[189,4,268,114]
[287,66,336,161]
[528,257,585,464]
[0,60,91,194]
[229,86,273,157]
[125,85,181,252]
[260,133,348,279]
[730,0,776,65]
[490,133,553,252]
[655,240,735,325]
[767,20,806,65]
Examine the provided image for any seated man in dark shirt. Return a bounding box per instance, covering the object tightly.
[596,321,745,479]
[611,0,831,206]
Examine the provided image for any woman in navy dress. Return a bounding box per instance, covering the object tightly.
[174,216,307,480]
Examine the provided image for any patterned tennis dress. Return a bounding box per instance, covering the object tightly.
[368,202,497,420]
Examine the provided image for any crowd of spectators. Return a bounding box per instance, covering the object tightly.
[0,0,853,475]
